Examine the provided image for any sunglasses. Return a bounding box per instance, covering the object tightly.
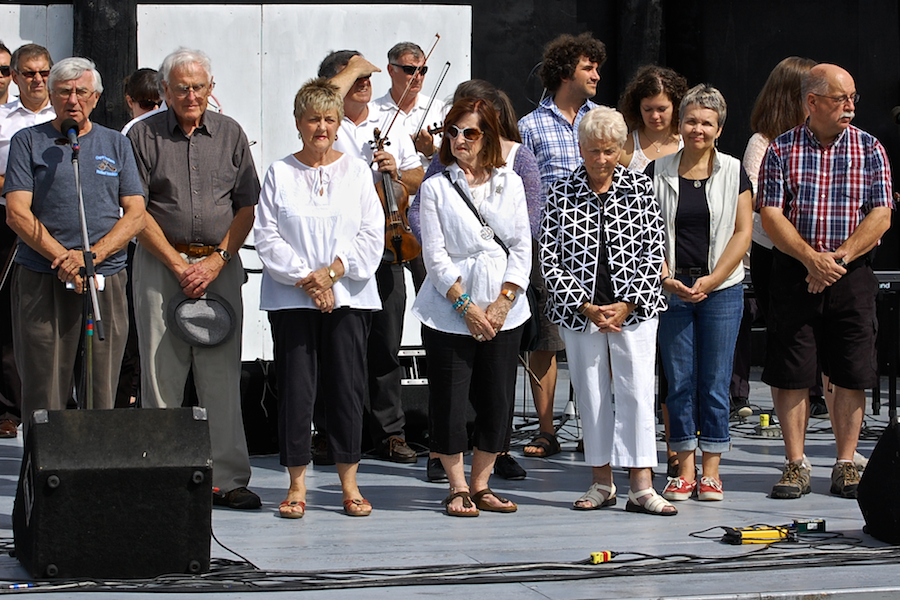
[20,69,50,79]
[390,63,428,77]
[446,125,483,141]
[0,66,9,77]
[138,99,161,110]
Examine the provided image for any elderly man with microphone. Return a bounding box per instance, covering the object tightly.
[3,57,145,431]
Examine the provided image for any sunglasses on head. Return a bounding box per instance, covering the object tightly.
[390,63,427,76]
[445,125,483,141]
[0,66,9,77]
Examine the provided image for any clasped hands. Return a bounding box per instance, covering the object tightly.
[297,267,336,313]
[804,250,848,294]
[582,301,635,333]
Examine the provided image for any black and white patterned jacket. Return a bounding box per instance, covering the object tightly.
[539,164,666,331]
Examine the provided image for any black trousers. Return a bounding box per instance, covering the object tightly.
[270,308,371,466]
[365,262,406,447]
[424,325,523,455]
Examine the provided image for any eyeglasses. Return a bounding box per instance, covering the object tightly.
[446,125,483,141]
[53,87,95,101]
[138,99,161,110]
[171,82,213,98]
[20,69,50,80]
[813,92,859,105]
[0,66,10,77]
[390,63,427,77]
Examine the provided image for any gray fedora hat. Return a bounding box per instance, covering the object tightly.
[166,291,236,347]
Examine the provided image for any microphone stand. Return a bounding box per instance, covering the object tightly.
[70,135,105,410]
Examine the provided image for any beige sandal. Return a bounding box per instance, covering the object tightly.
[573,482,617,510]
[625,487,677,516]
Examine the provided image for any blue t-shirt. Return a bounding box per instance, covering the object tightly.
[4,121,144,275]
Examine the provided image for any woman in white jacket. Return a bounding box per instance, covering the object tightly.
[413,97,531,517]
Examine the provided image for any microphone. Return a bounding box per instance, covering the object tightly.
[891,106,900,125]
[60,118,80,149]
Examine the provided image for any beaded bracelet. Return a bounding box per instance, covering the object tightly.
[453,293,470,312]
[460,297,471,317]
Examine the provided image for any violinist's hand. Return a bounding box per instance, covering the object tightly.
[373,150,400,181]
[413,128,435,157]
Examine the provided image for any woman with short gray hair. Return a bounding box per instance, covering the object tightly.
[645,84,753,503]
[541,106,675,516]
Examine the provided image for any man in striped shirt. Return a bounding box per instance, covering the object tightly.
[758,63,893,500]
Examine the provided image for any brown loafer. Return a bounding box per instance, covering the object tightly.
[0,419,17,439]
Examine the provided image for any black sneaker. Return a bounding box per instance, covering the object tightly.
[378,436,418,464]
[730,396,752,418]
[426,457,448,483]
[810,396,829,419]
[494,453,527,480]
[213,486,262,510]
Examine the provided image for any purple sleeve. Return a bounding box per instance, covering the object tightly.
[408,152,445,242]
[512,145,543,239]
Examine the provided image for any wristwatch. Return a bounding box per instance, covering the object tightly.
[328,267,338,283]
[500,288,516,302]
[835,257,847,267]
[214,247,232,263]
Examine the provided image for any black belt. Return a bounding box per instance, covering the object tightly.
[674,266,709,277]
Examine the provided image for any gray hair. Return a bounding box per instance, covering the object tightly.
[679,84,726,128]
[159,48,212,87]
[578,105,627,149]
[387,42,423,64]
[801,68,831,99]
[48,57,103,94]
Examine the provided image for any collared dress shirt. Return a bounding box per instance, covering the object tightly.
[518,95,598,199]
[0,98,55,205]
[254,153,384,312]
[371,91,447,169]
[332,102,420,185]
[127,108,259,245]
[757,122,893,252]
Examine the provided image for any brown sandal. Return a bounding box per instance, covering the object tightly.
[471,488,517,513]
[441,489,479,517]
[342,498,372,517]
[279,500,306,519]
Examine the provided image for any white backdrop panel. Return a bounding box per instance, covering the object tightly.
[0,5,74,100]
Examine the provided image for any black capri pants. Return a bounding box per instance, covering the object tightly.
[269,308,371,466]
[424,325,523,455]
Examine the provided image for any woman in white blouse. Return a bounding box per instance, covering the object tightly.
[412,98,531,517]
[254,78,383,519]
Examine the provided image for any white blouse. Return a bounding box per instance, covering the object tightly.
[412,162,532,335]
[254,153,384,311]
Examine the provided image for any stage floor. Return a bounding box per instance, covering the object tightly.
[1,366,899,599]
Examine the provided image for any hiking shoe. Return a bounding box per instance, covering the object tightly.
[830,462,860,499]
[662,477,696,501]
[730,396,752,419]
[771,461,811,499]
[698,476,724,501]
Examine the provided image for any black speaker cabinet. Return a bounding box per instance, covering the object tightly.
[858,420,900,544]
[13,407,213,579]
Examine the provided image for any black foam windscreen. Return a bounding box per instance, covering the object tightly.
[858,421,900,544]
[13,408,213,579]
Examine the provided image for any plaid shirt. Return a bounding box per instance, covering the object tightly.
[757,122,893,252]
[519,96,598,200]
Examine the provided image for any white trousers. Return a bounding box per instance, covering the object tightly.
[560,318,659,468]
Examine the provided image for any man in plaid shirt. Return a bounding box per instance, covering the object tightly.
[758,63,893,500]
[516,33,607,462]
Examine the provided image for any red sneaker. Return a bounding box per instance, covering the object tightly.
[662,476,696,501]
[698,476,724,501]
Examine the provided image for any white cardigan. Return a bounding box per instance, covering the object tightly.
[412,163,532,335]
[254,153,384,311]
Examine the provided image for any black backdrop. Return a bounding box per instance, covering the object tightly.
[61,0,900,267]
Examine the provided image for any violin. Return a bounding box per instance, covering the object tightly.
[372,128,421,264]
